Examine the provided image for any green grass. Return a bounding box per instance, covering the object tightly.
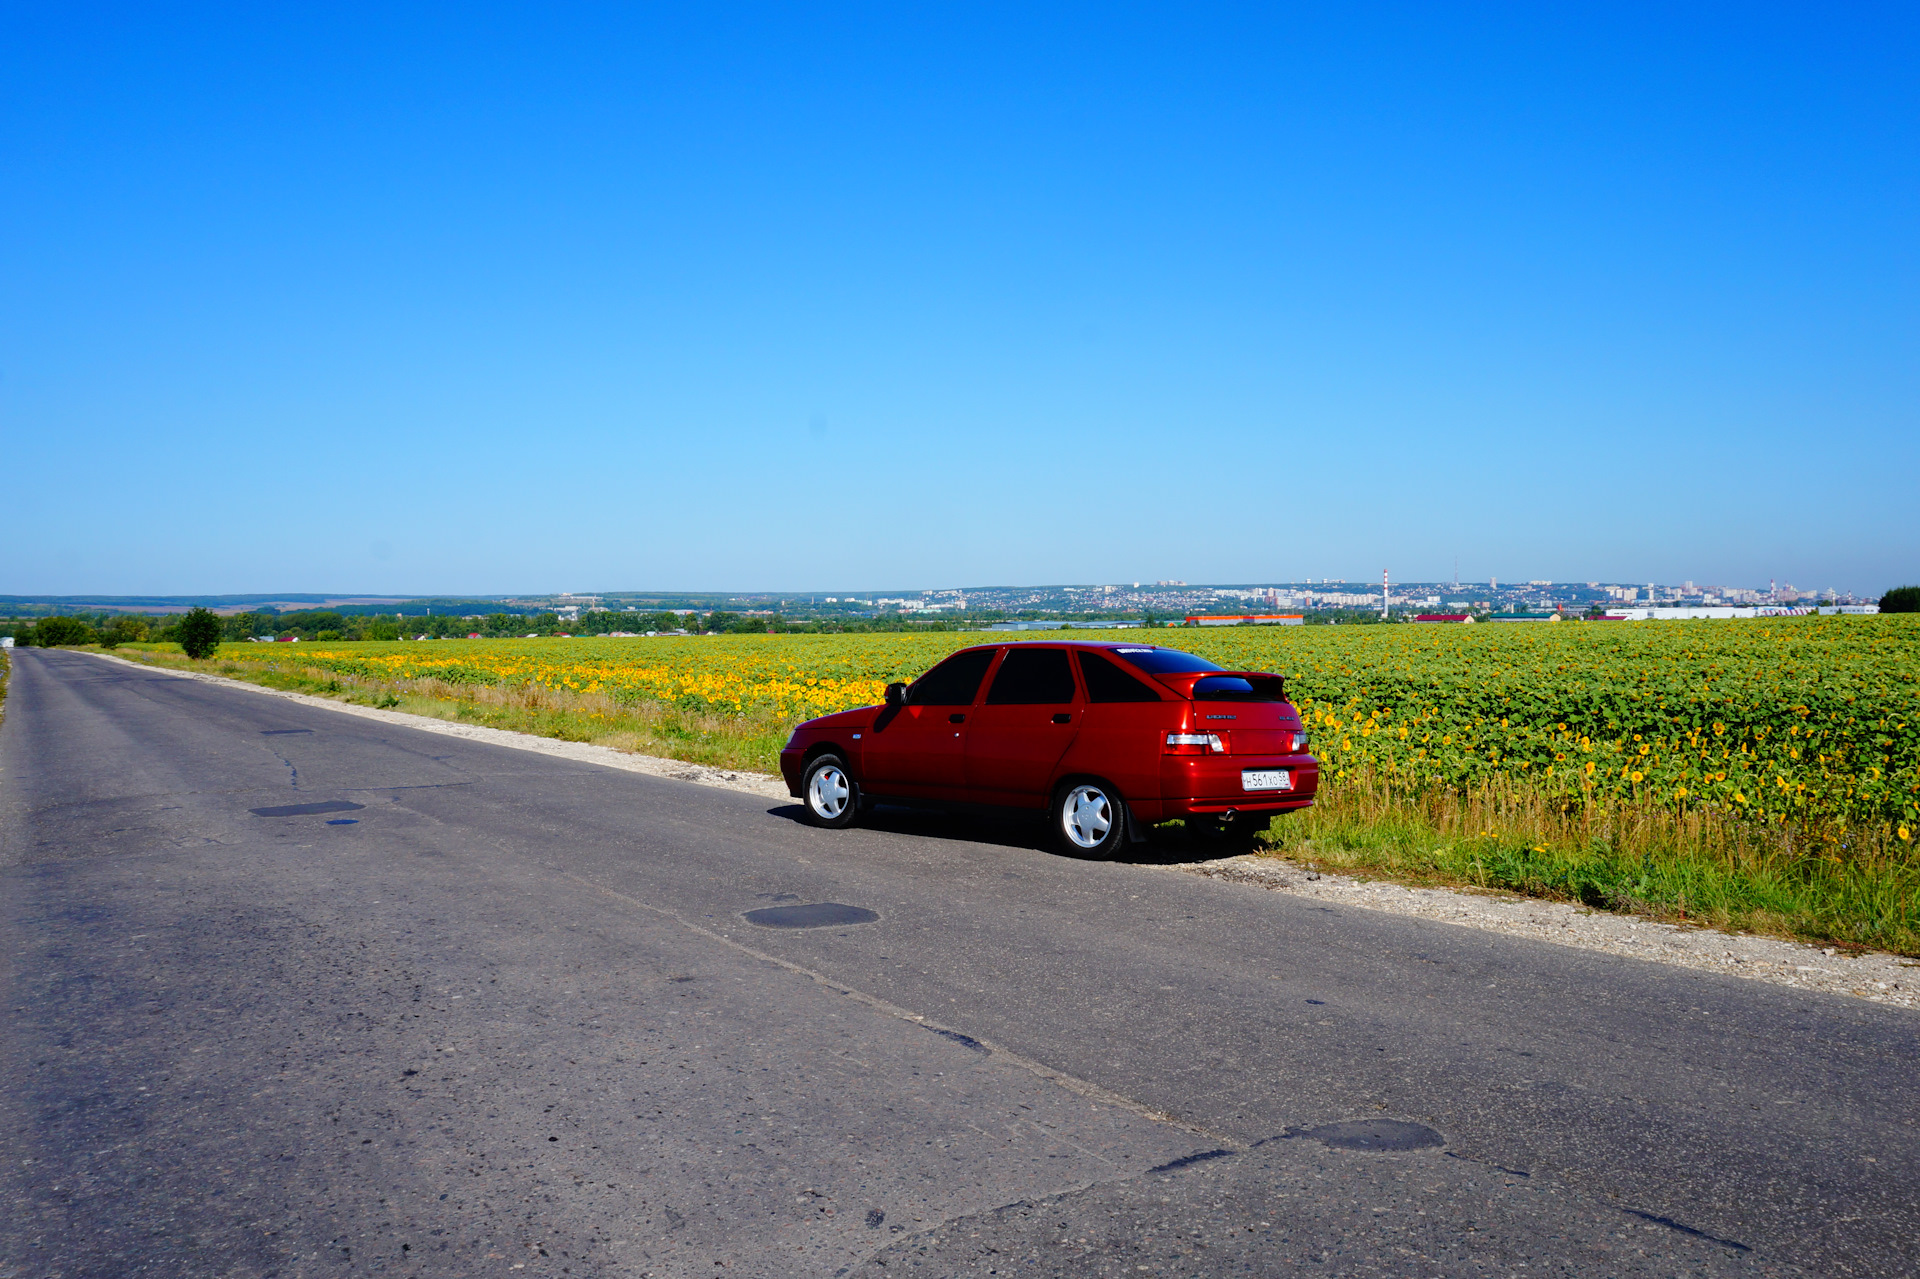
[124,643,791,772]
[1257,769,1920,954]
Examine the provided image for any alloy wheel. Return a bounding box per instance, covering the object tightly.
[808,763,851,820]
[1061,784,1112,849]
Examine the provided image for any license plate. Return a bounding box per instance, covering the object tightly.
[1241,769,1292,792]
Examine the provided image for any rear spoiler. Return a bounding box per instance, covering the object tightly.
[1235,672,1289,701]
[1155,669,1289,701]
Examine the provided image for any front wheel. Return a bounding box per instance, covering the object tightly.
[1050,780,1128,860]
[801,754,858,828]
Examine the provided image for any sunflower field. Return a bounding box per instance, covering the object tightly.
[187,616,1919,837]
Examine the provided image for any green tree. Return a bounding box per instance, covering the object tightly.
[177,606,223,659]
[97,616,150,648]
[1879,585,1920,614]
[33,616,95,647]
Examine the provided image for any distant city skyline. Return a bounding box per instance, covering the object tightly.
[0,575,1889,620]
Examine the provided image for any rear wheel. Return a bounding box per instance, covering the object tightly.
[1050,779,1128,860]
[801,754,858,828]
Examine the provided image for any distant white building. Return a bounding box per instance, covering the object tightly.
[1604,606,1839,621]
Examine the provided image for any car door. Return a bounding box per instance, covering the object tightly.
[964,646,1083,807]
[860,647,997,799]
[1058,648,1171,814]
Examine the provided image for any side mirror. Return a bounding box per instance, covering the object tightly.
[884,681,908,707]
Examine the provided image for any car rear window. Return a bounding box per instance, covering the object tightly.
[1192,674,1287,701]
[1108,647,1223,674]
[985,647,1078,704]
[908,648,997,705]
[1076,651,1164,703]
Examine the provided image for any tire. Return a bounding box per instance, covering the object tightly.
[801,754,858,829]
[1050,779,1128,860]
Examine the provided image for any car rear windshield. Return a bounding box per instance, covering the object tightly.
[908,648,997,705]
[1192,674,1288,701]
[1107,647,1223,674]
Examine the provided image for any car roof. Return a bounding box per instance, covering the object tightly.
[952,639,1178,652]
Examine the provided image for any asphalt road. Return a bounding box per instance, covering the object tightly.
[2,647,1915,1278]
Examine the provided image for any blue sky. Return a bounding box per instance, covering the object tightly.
[5,4,1915,596]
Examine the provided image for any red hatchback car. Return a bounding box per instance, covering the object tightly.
[779,641,1319,858]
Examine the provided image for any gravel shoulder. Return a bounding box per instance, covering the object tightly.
[1169,852,1919,1011]
[82,649,1920,1013]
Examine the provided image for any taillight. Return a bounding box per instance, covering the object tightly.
[1290,732,1310,753]
[1165,732,1225,755]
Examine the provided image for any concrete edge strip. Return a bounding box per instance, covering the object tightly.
[558,870,1229,1144]
[77,649,791,800]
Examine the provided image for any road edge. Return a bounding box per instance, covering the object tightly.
[75,648,793,801]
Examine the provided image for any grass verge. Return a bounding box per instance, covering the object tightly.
[94,642,1919,956]
[98,644,790,772]
[1260,770,1919,956]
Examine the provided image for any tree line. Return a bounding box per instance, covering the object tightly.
[0,606,979,651]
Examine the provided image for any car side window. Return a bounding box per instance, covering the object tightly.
[1077,650,1163,703]
[908,649,997,706]
[985,647,1077,705]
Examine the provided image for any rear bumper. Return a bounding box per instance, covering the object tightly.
[1157,754,1319,818]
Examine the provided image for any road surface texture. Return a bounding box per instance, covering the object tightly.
[2,647,1914,1278]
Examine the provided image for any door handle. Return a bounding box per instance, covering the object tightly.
[1052,713,1072,724]
[949,713,966,723]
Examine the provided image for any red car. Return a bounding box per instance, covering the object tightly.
[779,641,1318,858]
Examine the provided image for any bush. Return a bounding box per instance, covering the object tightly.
[1880,585,1920,614]
[177,607,224,659]
[33,616,95,647]
[102,616,150,646]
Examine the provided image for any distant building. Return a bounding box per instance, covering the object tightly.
[1185,614,1305,627]
[1606,607,1768,620]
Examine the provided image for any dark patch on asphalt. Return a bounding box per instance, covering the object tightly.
[1147,1148,1236,1173]
[925,1026,989,1053]
[249,800,366,818]
[742,902,878,929]
[260,729,313,736]
[1622,1209,1751,1251]
[326,819,359,825]
[1300,1119,1445,1152]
